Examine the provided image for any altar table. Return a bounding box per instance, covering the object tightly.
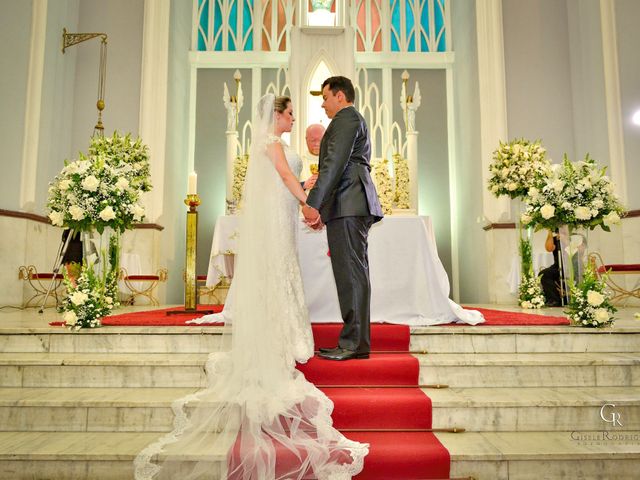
[206,215,483,326]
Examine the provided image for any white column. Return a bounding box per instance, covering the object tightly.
[139,0,170,222]
[475,0,511,222]
[20,0,48,212]
[600,0,628,204]
[406,131,418,211]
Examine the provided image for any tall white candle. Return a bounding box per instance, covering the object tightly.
[188,172,197,195]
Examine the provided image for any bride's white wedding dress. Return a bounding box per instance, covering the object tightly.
[134,94,368,479]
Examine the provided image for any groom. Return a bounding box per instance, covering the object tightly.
[303,76,383,361]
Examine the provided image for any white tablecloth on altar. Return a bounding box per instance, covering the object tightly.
[205,215,483,326]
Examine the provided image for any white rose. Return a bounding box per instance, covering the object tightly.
[130,204,145,221]
[594,308,610,323]
[521,301,531,309]
[49,211,64,227]
[592,198,604,209]
[507,182,518,191]
[81,175,100,192]
[541,204,555,219]
[520,213,532,225]
[552,179,565,193]
[99,206,116,221]
[491,185,499,193]
[69,291,89,306]
[105,296,113,305]
[587,290,605,307]
[115,177,129,191]
[76,160,90,174]
[528,187,539,199]
[69,205,85,221]
[500,167,509,178]
[561,202,572,210]
[574,206,591,220]
[62,310,78,325]
[603,212,621,227]
[59,179,72,190]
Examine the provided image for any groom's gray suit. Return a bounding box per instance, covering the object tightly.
[306,106,383,354]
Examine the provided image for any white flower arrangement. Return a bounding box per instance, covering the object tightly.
[566,262,616,328]
[373,159,394,215]
[488,139,551,200]
[59,235,120,330]
[518,274,546,309]
[231,153,249,211]
[392,154,410,209]
[46,132,152,234]
[521,155,626,232]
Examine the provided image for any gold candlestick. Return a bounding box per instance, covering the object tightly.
[167,194,214,316]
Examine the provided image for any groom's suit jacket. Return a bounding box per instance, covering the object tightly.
[306,106,383,223]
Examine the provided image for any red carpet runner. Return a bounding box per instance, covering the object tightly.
[297,324,451,480]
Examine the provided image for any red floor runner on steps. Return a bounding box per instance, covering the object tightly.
[296,323,450,480]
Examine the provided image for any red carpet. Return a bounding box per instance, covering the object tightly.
[100,305,224,326]
[296,325,450,479]
[97,306,568,327]
[458,307,569,326]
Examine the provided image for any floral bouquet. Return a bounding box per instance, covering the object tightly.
[392,154,410,209]
[566,262,616,328]
[47,132,151,234]
[518,274,545,309]
[517,237,545,308]
[520,155,625,232]
[373,159,394,215]
[488,139,551,199]
[59,236,120,330]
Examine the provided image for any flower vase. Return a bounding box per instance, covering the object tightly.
[557,225,589,304]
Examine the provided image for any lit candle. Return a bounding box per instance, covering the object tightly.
[188,172,197,195]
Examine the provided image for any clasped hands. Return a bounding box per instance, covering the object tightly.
[302,204,323,230]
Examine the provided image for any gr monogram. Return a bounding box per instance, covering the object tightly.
[600,403,623,427]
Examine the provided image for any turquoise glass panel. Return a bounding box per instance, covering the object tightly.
[243,0,253,50]
[198,0,208,51]
[390,0,400,51]
[214,0,223,50]
[435,1,446,51]
[228,0,237,50]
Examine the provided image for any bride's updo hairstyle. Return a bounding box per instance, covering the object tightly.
[274,95,291,114]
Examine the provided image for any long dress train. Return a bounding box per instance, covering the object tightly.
[134,94,368,479]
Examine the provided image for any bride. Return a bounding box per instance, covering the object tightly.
[134,94,368,479]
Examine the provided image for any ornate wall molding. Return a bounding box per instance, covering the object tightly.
[0,208,164,230]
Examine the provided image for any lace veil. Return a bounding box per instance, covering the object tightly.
[134,94,367,479]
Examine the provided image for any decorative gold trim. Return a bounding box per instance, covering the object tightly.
[62,28,107,53]
[18,265,66,308]
[120,268,168,306]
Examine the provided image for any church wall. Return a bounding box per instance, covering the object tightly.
[502,0,577,165]
[392,70,453,282]
[566,0,609,173]
[194,69,253,281]
[450,0,490,303]
[70,0,144,169]
[615,0,640,210]
[0,0,32,211]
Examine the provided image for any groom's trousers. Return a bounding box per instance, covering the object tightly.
[326,215,376,354]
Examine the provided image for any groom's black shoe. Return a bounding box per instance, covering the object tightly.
[318,348,369,361]
[318,346,340,354]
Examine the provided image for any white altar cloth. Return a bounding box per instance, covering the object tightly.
[205,215,483,326]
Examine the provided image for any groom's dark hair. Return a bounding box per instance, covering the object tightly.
[322,76,355,103]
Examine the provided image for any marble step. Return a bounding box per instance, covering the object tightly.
[2,327,640,354]
[417,352,640,388]
[1,351,639,388]
[439,431,640,480]
[0,430,638,480]
[429,386,640,432]
[1,386,639,434]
